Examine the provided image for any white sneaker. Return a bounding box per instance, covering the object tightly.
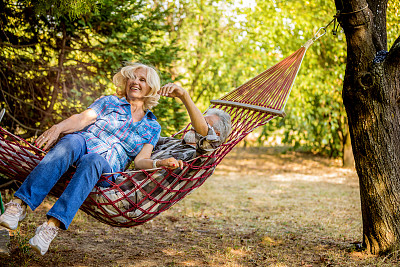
[0,201,26,230]
[29,222,59,255]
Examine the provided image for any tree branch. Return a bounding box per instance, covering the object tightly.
[385,35,400,66]
[0,42,37,48]
[367,0,388,51]
[4,112,41,132]
[392,35,400,50]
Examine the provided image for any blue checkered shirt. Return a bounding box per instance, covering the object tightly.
[78,96,161,173]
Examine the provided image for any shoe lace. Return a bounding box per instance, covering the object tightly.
[39,224,58,243]
[4,202,23,216]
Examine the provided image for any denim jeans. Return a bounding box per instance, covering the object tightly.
[14,134,113,230]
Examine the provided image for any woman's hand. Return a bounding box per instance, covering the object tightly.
[35,125,62,151]
[158,83,187,99]
[158,157,184,170]
[35,109,97,151]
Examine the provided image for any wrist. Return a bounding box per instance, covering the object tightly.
[51,124,61,134]
[152,159,159,168]
[179,90,190,101]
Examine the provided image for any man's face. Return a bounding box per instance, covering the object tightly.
[204,114,220,137]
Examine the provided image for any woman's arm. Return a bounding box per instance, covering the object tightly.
[158,83,208,136]
[36,108,98,150]
[134,143,183,170]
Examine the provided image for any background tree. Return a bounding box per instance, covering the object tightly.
[27,0,103,18]
[0,0,186,138]
[333,0,400,254]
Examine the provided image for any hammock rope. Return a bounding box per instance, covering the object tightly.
[0,41,313,227]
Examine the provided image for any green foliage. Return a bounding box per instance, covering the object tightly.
[153,97,188,137]
[0,0,185,136]
[160,0,251,110]
[387,0,400,48]
[1,0,398,154]
[165,0,349,157]
[263,0,347,157]
[27,0,103,18]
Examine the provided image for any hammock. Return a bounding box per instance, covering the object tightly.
[0,41,312,227]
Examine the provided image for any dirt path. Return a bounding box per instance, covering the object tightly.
[0,147,394,266]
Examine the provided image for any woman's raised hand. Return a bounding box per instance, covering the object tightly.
[158,83,187,99]
[158,157,184,170]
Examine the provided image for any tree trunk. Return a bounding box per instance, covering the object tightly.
[334,0,400,254]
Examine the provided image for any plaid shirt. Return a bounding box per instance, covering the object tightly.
[78,96,161,173]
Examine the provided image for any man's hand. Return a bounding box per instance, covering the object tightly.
[158,157,184,170]
[158,83,187,99]
[35,125,62,151]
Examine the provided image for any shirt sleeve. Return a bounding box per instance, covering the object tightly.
[147,122,161,148]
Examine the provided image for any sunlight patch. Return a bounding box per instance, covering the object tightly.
[261,236,281,247]
[162,248,179,256]
[270,173,347,184]
[226,247,247,256]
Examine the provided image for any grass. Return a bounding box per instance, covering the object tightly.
[0,146,399,266]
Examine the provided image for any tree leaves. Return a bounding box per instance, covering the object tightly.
[0,0,184,136]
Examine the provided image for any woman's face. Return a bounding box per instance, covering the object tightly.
[125,68,152,102]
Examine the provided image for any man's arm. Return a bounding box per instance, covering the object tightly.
[36,108,98,150]
[134,143,184,170]
[158,83,208,136]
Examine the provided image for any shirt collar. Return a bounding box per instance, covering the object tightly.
[120,97,131,106]
[121,97,157,120]
[145,109,157,120]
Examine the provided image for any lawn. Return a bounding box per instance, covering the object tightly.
[0,147,397,266]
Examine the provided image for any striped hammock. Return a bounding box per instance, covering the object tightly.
[0,41,312,227]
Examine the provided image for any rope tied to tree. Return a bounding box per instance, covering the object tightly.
[335,4,371,29]
[302,17,338,49]
[338,4,369,16]
[373,50,389,64]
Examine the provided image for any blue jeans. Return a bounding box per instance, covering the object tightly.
[14,134,113,230]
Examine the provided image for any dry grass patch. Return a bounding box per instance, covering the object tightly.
[0,147,399,266]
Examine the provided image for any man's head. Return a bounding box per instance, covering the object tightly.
[204,108,232,145]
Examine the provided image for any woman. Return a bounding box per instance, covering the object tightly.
[0,62,180,255]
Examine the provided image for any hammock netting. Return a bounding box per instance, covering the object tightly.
[0,44,309,227]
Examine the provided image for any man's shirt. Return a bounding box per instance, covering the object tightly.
[78,95,161,172]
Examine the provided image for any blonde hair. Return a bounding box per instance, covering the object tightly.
[113,62,161,110]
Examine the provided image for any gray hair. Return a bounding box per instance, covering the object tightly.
[205,108,232,144]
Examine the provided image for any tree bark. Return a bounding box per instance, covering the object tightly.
[335,0,400,254]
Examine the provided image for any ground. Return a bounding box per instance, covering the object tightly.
[0,147,399,266]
